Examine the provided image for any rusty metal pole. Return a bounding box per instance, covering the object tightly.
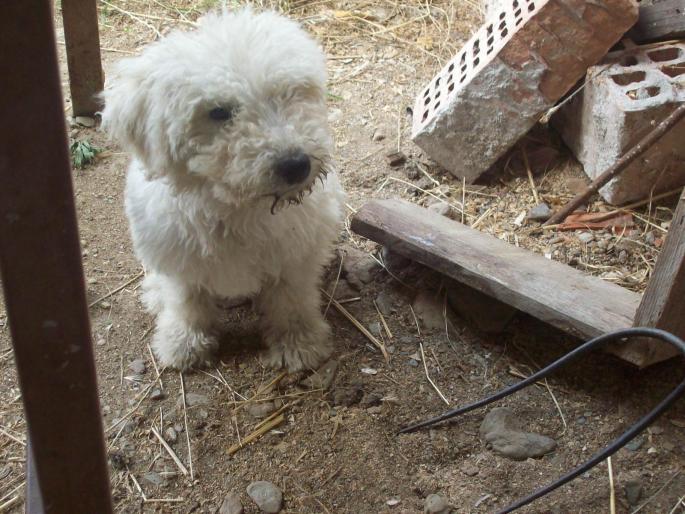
[62,0,105,116]
[0,2,113,513]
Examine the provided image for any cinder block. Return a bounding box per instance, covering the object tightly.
[410,0,637,183]
[554,43,685,205]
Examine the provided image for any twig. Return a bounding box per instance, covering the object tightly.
[419,343,449,405]
[608,457,616,514]
[324,253,344,318]
[0,427,25,447]
[373,300,393,339]
[227,414,285,456]
[321,289,389,362]
[233,372,288,414]
[522,147,540,204]
[631,470,681,513]
[0,494,21,512]
[100,0,162,38]
[461,177,466,224]
[89,270,144,308]
[545,103,685,225]
[149,426,188,476]
[147,343,163,390]
[179,372,194,480]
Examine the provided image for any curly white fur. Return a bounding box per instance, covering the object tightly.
[101,9,345,371]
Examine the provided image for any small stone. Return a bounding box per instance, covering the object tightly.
[480,407,556,461]
[368,322,382,337]
[142,471,164,487]
[459,462,479,476]
[372,126,389,142]
[164,427,177,443]
[361,367,378,375]
[526,202,552,222]
[360,391,383,407]
[647,446,657,454]
[150,388,165,401]
[96,338,106,346]
[648,425,664,435]
[367,405,382,415]
[576,416,587,425]
[644,231,656,245]
[577,232,594,244]
[247,481,282,513]
[73,116,95,128]
[99,301,111,309]
[618,250,628,264]
[218,492,244,514]
[428,201,455,219]
[300,359,338,391]
[88,277,98,285]
[342,248,381,290]
[374,292,395,316]
[408,359,419,367]
[625,436,644,452]
[178,392,209,408]
[174,423,184,433]
[386,497,400,506]
[624,479,643,506]
[424,493,449,514]
[246,402,276,419]
[385,150,407,167]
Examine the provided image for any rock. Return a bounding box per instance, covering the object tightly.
[644,231,656,245]
[333,384,363,407]
[164,427,177,443]
[218,492,244,514]
[386,497,400,506]
[576,416,587,426]
[623,479,643,506]
[73,116,95,128]
[480,407,556,461]
[247,481,282,513]
[177,392,209,408]
[577,232,594,244]
[361,367,378,375]
[128,359,146,375]
[424,493,449,514]
[372,125,389,142]
[368,322,382,337]
[526,202,552,222]
[142,471,164,487]
[385,150,407,167]
[246,402,276,419]
[408,359,419,368]
[150,388,165,401]
[459,462,479,476]
[367,405,382,415]
[300,359,338,391]
[412,290,446,332]
[342,248,380,290]
[625,436,644,452]
[98,301,111,309]
[446,280,516,334]
[374,292,395,316]
[428,201,455,220]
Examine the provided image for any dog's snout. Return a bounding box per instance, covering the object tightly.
[275,153,311,185]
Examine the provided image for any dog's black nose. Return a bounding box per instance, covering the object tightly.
[275,153,311,185]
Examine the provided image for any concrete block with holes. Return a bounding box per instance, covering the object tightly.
[554,43,685,205]
[410,0,638,183]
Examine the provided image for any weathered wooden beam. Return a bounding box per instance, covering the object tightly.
[62,0,104,116]
[351,199,652,365]
[627,0,685,43]
[0,2,113,512]
[629,188,685,366]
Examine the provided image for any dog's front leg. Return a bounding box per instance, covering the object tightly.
[257,272,332,372]
[145,275,219,370]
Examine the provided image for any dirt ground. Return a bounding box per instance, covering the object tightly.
[1,1,685,513]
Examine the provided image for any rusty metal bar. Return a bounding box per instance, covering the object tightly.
[62,0,105,116]
[0,2,113,513]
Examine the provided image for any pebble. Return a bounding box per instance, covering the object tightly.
[576,416,587,426]
[177,392,209,408]
[300,359,338,391]
[618,249,628,264]
[218,492,244,514]
[361,367,378,375]
[624,479,643,506]
[246,402,276,419]
[424,493,449,514]
[96,338,106,346]
[645,231,656,245]
[99,301,111,309]
[333,384,364,407]
[342,248,380,290]
[385,150,407,167]
[408,359,419,367]
[367,405,382,415]
[625,436,644,452]
[164,427,177,443]
[150,388,165,401]
[142,471,164,487]
[577,232,594,244]
[372,125,389,142]
[480,407,556,461]
[247,481,282,513]
[526,202,552,222]
[360,391,383,407]
[368,322,382,337]
[459,462,479,476]
[128,359,146,375]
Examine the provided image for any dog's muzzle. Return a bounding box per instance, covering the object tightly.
[275,152,311,185]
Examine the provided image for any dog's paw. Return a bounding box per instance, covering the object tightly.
[261,322,332,372]
[151,327,218,371]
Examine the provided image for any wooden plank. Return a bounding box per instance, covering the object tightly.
[0,2,113,512]
[627,0,685,43]
[62,0,104,116]
[630,188,685,365]
[351,199,644,363]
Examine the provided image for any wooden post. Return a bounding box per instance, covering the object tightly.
[630,188,685,366]
[62,0,104,116]
[0,2,113,512]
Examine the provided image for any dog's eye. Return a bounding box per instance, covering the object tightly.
[209,107,233,122]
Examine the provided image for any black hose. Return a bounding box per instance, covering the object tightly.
[398,327,685,513]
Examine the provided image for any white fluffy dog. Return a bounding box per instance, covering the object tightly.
[101,9,345,372]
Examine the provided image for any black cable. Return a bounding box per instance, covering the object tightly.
[398,327,685,514]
